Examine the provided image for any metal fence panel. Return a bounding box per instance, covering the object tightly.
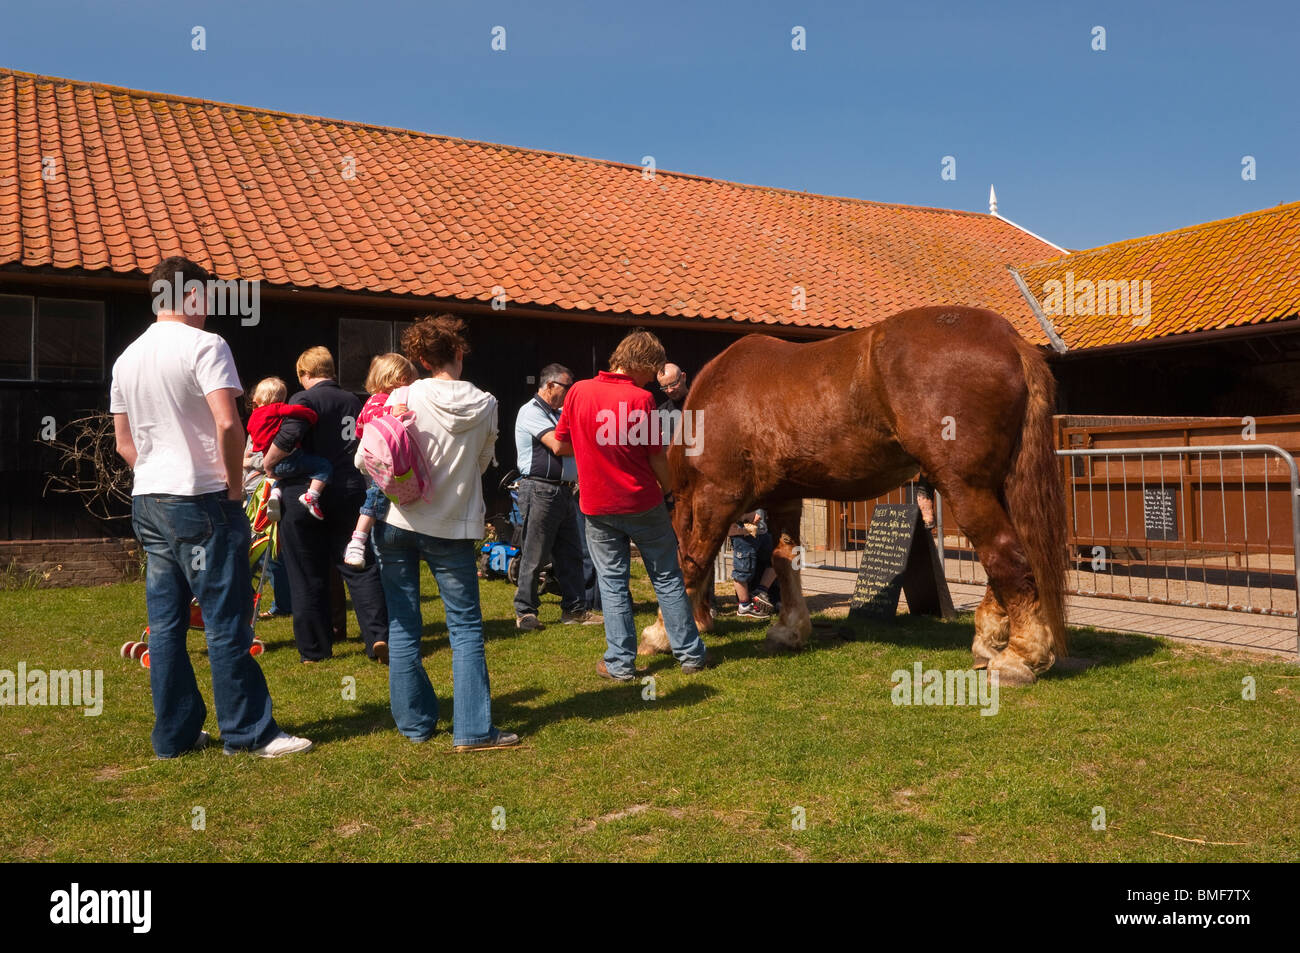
[784,445,1300,658]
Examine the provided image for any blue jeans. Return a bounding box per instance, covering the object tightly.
[271,448,332,485]
[359,478,390,521]
[373,521,498,745]
[131,492,280,757]
[583,502,707,676]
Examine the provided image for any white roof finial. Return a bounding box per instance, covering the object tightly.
[988,185,998,215]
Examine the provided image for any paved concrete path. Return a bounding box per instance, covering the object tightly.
[796,567,1299,660]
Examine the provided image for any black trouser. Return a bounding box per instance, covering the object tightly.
[512,478,587,616]
[278,481,388,661]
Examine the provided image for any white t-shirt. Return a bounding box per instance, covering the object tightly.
[109,322,243,496]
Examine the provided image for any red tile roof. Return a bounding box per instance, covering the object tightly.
[1015,201,1300,350]
[0,69,1061,341]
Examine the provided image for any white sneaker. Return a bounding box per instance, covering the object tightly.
[343,537,367,567]
[267,486,283,522]
[225,731,314,758]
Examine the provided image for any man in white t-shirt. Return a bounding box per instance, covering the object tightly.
[111,256,311,759]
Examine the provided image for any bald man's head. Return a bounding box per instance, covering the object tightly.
[658,363,688,401]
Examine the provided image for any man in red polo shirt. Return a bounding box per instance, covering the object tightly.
[554,329,709,680]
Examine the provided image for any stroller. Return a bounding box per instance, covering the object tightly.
[478,469,559,596]
[120,479,279,668]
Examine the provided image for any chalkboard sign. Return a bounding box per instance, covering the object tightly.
[1143,487,1178,541]
[848,503,955,622]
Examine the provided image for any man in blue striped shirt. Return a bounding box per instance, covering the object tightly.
[512,363,601,631]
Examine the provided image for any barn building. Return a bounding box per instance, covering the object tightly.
[1018,201,1300,417]
[1,68,1296,584]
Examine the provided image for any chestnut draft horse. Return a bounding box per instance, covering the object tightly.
[640,305,1068,685]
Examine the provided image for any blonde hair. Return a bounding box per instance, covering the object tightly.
[295,346,336,381]
[249,376,287,409]
[365,352,418,395]
[609,328,667,377]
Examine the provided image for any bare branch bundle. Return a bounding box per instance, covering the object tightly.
[41,412,133,521]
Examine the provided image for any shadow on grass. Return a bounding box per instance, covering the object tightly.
[477,597,663,644]
[287,681,718,744]
[826,611,1163,678]
[489,681,719,735]
[1054,627,1166,672]
[292,701,395,743]
[626,612,861,672]
[418,630,451,657]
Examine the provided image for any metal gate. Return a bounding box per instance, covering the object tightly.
[797,445,1300,657]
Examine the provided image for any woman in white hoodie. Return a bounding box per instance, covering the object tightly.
[371,315,519,751]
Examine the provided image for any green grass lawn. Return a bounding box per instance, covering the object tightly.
[1,565,1297,862]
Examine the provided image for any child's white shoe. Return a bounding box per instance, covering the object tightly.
[343,535,367,568]
[267,486,283,522]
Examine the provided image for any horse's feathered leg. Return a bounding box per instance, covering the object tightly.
[764,500,812,651]
[972,586,1010,667]
[638,482,741,655]
[939,483,1055,685]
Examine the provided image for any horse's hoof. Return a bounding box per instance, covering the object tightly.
[765,622,806,652]
[987,653,1037,686]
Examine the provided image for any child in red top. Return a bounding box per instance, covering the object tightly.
[344,353,419,567]
[245,377,332,519]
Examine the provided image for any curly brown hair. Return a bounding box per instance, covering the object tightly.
[401,314,470,370]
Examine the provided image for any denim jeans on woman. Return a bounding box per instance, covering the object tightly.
[132,492,280,757]
[373,521,498,744]
[583,502,707,677]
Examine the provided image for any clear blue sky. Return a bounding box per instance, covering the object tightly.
[3,0,1295,250]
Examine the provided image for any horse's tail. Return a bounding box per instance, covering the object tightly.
[1005,340,1069,657]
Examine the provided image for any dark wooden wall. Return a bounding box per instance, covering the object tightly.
[1,287,146,540]
[1,279,754,540]
[1052,332,1300,418]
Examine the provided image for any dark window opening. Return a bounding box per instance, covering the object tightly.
[338,318,414,393]
[0,295,105,382]
[0,295,34,379]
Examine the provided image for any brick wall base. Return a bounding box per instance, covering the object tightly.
[1,537,142,589]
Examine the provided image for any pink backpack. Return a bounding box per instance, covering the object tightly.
[359,410,433,506]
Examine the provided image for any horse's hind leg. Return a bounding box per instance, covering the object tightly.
[765,500,812,651]
[971,586,1010,668]
[940,484,1055,685]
